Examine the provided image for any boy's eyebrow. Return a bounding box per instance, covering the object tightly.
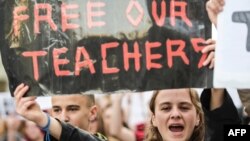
[52,106,61,109]
[67,105,80,108]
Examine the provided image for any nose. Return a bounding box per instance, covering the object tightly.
[170,107,181,119]
[60,111,70,122]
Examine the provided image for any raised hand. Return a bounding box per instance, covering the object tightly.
[206,0,225,27]
[14,83,46,126]
[202,39,216,69]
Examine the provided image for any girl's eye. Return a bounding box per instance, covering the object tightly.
[161,106,171,111]
[180,107,189,111]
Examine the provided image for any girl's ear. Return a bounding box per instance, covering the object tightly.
[152,114,156,127]
[196,120,200,126]
[196,115,200,126]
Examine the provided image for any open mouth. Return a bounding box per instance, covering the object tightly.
[169,124,184,132]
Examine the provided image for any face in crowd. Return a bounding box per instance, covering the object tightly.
[149,89,205,141]
[19,120,44,141]
[51,94,97,131]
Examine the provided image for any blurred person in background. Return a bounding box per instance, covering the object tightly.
[109,93,149,141]
[237,89,250,124]
[95,94,113,138]
[0,115,24,141]
[102,98,120,141]
[96,94,128,141]
[0,116,6,139]
[18,120,44,141]
[108,94,134,141]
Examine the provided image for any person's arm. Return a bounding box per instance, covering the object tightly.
[210,88,224,110]
[201,89,241,141]
[201,89,241,140]
[201,88,241,121]
[14,83,62,139]
[201,88,228,112]
[14,84,104,141]
[110,94,136,141]
[206,0,225,27]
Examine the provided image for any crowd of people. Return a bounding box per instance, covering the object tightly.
[0,86,248,141]
[1,0,250,141]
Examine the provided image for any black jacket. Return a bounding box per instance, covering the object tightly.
[48,121,107,141]
[201,89,241,141]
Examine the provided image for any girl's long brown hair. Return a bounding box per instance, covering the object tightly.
[145,89,205,141]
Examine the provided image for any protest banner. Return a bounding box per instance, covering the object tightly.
[214,0,250,88]
[0,0,211,96]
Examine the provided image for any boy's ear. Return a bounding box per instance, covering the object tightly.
[89,105,97,122]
